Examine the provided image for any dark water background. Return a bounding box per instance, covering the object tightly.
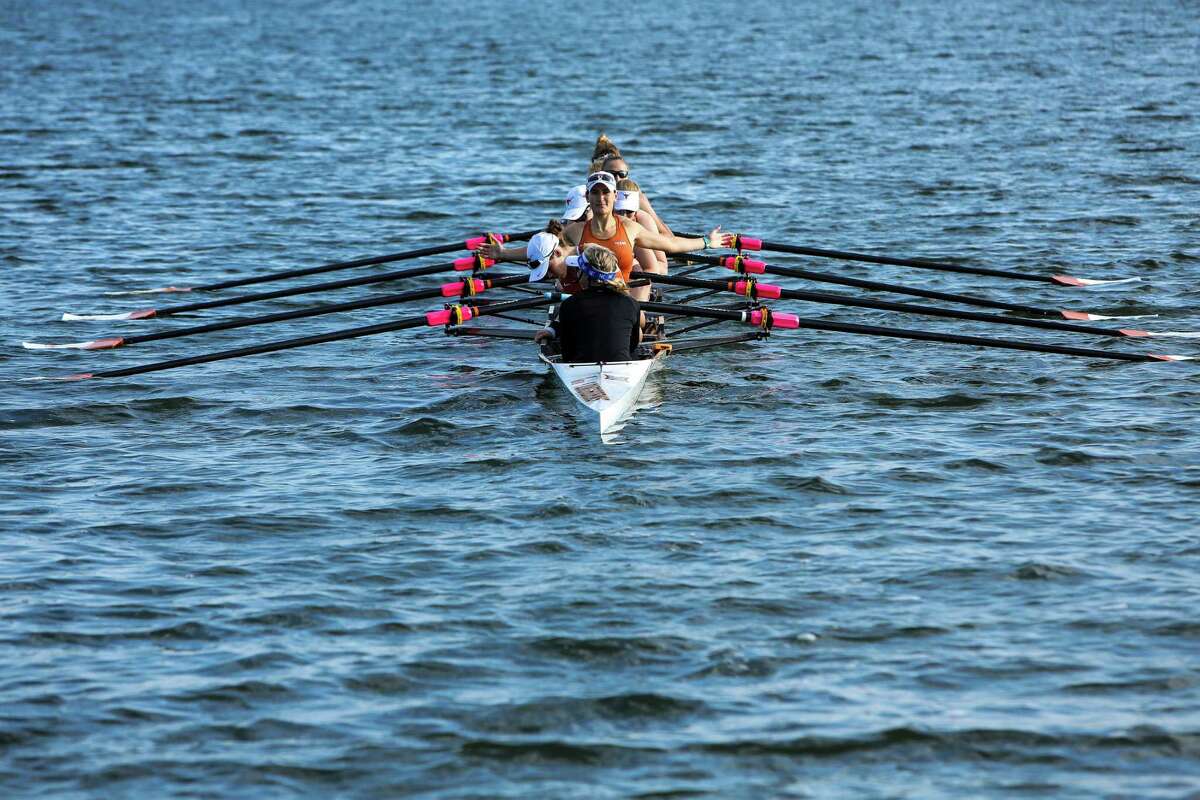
[2,1,1199,797]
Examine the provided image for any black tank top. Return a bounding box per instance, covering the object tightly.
[552,288,640,363]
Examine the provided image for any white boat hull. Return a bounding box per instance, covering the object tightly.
[540,351,664,434]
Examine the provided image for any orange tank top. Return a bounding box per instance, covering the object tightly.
[577,217,636,282]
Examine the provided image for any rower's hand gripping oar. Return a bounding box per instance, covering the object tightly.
[679,232,1141,287]
[101,230,537,296]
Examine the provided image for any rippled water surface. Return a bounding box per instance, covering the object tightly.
[2,1,1199,797]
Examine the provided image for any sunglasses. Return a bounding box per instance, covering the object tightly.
[608,169,629,180]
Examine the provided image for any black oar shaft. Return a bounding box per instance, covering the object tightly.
[197,230,537,292]
[124,275,530,346]
[89,296,556,380]
[792,317,1157,363]
[759,241,1053,284]
[678,233,1054,283]
[152,259,462,316]
[674,254,1054,317]
[637,272,1130,339]
[639,301,1156,363]
[640,301,744,323]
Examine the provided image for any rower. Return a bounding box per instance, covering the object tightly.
[534,245,642,363]
[591,134,672,237]
[563,171,730,300]
[615,179,668,298]
[562,184,590,225]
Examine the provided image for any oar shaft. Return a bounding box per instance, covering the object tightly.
[196,230,537,292]
[88,295,557,380]
[679,233,1055,283]
[792,317,1158,363]
[674,253,1054,316]
[124,275,530,346]
[153,259,462,316]
[640,301,1157,362]
[640,301,744,323]
[636,272,1131,339]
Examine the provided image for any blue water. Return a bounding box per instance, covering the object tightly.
[2,1,1199,797]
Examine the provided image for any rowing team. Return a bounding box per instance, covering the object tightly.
[483,134,733,363]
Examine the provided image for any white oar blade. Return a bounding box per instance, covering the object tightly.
[61,309,155,321]
[103,286,192,296]
[1149,354,1198,362]
[21,373,94,382]
[1061,310,1159,322]
[22,337,123,351]
[1053,274,1143,287]
[1145,330,1200,339]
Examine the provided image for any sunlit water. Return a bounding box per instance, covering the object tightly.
[2,1,1198,797]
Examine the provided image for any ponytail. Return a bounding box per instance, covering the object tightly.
[591,132,621,162]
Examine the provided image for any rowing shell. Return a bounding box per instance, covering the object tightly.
[539,348,666,434]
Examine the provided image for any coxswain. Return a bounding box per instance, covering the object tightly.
[534,245,642,363]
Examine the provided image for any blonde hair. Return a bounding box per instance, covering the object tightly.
[616,177,640,192]
[591,133,621,162]
[579,244,628,294]
[587,157,607,176]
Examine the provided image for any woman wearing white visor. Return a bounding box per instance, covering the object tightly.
[615,179,667,302]
[563,171,728,295]
[561,184,589,225]
[485,173,729,294]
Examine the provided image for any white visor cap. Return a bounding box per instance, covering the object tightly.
[615,190,640,213]
[562,185,588,221]
[526,232,559,281]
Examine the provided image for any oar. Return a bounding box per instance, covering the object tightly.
[677,233,1140,287]
[34,295,561,382]
[103,231,538,295]
[635,272,1200,342]
[671,253,1153,321]
[60,254,504,321]
[638,301,1194,364]
[24,275,531,351]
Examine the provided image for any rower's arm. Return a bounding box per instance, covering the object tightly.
[482,243,527,262]
[634,223,731,255]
